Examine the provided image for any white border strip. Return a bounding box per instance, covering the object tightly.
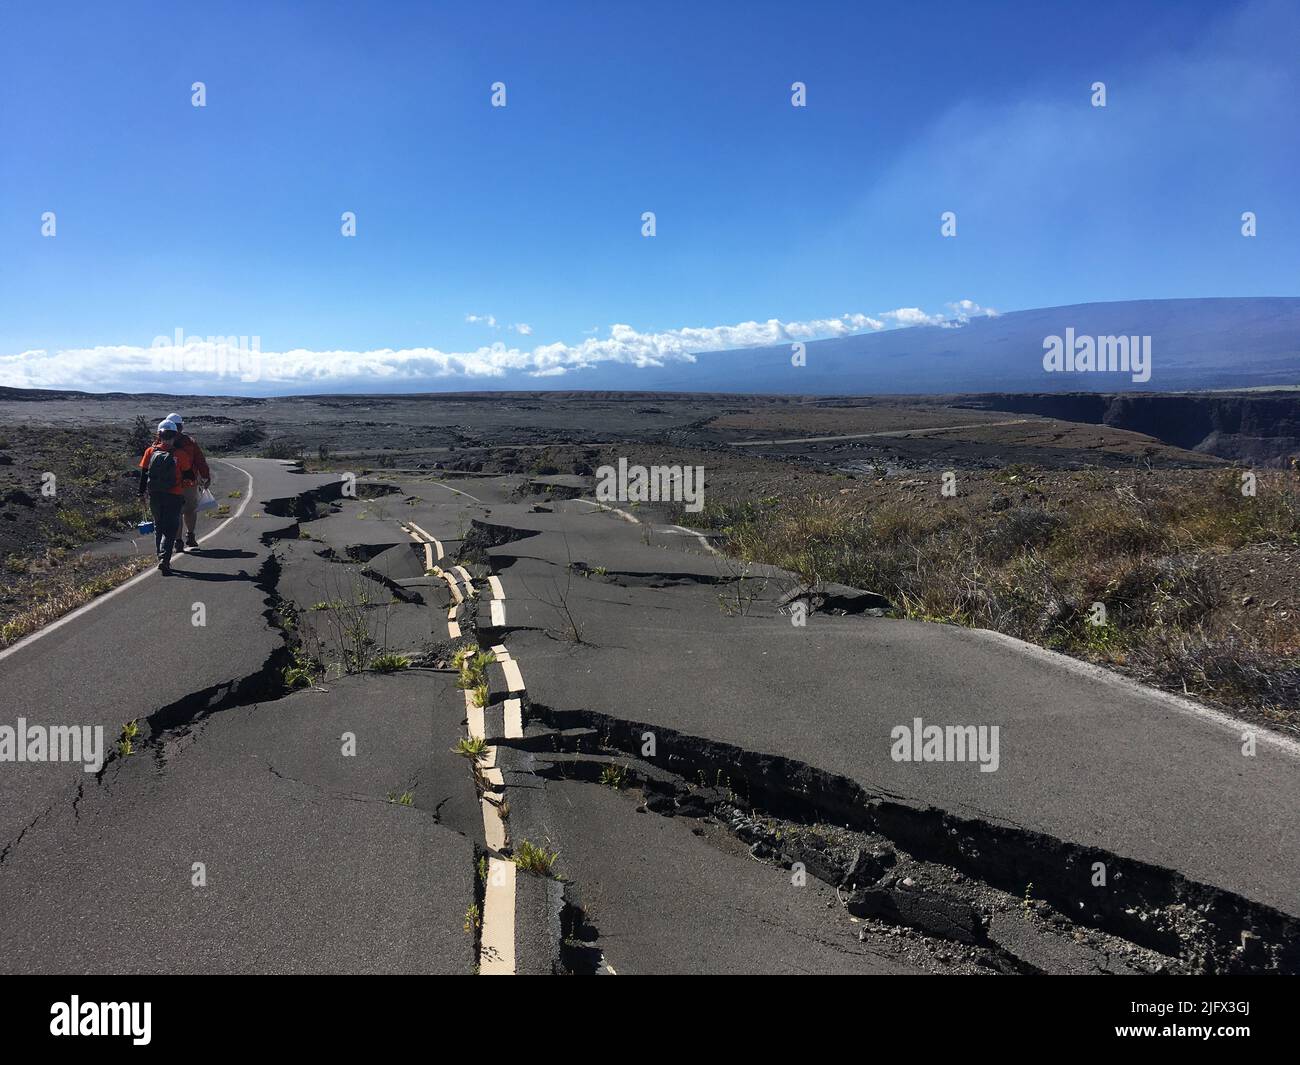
[575,498,639,524]
[969,627,1300,759]
[664,523,721,556]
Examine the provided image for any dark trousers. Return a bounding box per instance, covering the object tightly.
[149,492,184,562]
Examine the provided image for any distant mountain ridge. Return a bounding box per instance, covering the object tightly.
[3,298,1295,398]
[650,297,1300,395]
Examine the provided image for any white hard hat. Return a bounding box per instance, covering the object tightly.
[158,419,179,434]
[166,412,184,429]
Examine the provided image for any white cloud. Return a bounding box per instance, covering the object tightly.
[468,316,533,336]
[938,300,999,327]
[0,302,985,393]
[879,307,942,327]
[946,299,997,319]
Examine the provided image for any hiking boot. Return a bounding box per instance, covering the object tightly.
[158,558,172,575]
[185,534,199,549]
[174,542,186,553]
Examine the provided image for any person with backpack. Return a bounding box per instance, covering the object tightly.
[164,412,211,550]
[138,420,193,574]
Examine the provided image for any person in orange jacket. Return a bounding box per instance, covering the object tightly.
[138,420,194,574]
[164,412,211,550]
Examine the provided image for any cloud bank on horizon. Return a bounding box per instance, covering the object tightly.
[0,301,996,394]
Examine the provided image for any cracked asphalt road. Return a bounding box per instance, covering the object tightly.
[467,496,1300,921]
[0,460,477,974]
[2,462,1297,974]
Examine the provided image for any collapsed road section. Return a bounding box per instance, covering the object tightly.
[446,471,1300,975]
[1,462,1296,976]
[518,705,1298,974]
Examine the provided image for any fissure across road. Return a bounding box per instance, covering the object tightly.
[4,463,1296,975]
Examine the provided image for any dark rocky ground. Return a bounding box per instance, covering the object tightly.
[0,388,1285,475]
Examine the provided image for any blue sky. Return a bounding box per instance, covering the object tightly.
[1,0,1297,393]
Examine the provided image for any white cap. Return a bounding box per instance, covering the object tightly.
[158,419,179,434]
[166,412,183,429]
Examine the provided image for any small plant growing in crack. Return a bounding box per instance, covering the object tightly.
[472,680,489,708]
[476,855,489,882]
[599,764,629,789]
[307,573,394,674]
[1023,882,1035,920]
[370,652,411,673]
[716,557,764,617]
[454,649,496,691]
[387,789,415,806]
[464,903,482,933]
[116,719,140,757]
[282,644,321,689]
[454,736,488,761]
[449,643,477,669]
[522,532,589,643]
[513,839,559,877]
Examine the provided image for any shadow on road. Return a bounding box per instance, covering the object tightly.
[171,569,257,583]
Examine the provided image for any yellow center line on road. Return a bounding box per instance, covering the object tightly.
[503,698,523,740]
[499,657,525,694]
[407,522,444,560]
[417,515,528,975]
[466,690,485,741]
[480,858,516,975]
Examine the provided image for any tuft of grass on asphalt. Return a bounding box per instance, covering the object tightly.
[454,736,488,761]
[370,652,411,673]
[512,839,559,877]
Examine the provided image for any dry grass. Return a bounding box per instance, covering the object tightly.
[0,553,155,647]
